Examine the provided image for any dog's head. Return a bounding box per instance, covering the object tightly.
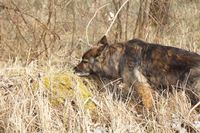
[74,36,108,76]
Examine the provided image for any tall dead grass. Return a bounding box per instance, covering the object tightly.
[0,0,200,132]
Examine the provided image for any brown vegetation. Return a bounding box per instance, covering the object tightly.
[0,0,200,132]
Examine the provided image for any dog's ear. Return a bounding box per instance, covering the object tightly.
[98,35,108,46]
[96,35,108,56]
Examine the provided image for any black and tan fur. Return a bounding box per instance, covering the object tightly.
[74,36,200,110]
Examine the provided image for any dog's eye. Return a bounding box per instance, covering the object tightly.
[89,58,95,63]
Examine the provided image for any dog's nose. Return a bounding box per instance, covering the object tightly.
[73,66,77,72]
[73,66,78,73]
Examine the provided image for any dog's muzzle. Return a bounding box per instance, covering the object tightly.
[73,66,90,76]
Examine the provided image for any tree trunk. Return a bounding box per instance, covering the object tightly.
[134,0,170,39]
[134,0,151,38]
[112,0,123,42]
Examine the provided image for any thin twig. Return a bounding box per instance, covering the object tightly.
[105,0,130,36]
[86,3,110,47]
[1,4,60,40]
[187,101,200,119]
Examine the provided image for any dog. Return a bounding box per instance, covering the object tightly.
[74,36,200,110]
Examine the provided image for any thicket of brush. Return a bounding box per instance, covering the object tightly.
[0,0,200,132]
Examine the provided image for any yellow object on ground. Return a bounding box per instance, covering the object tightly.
[41,72,96,110]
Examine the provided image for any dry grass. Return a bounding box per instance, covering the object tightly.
[0,61,199,132]
[0,0,200,132]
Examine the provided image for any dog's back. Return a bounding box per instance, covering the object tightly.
[125,39,200,106]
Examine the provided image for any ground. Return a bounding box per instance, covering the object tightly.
[0,0,200,132]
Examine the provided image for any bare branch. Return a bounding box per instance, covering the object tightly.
[86,3,110,47]
[105,0,130,36]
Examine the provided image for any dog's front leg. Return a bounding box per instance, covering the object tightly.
[120,65,155,110]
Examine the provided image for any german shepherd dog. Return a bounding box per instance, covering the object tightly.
[74,36,200,110]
